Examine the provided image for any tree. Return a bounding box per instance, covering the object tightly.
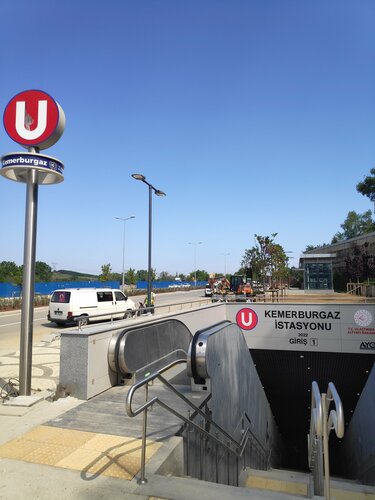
[331,210,375,243]
[126,268,136,285]
[135,269,156,281]
[289,267,304,288]
[99,263,113,281]
[195,270,209,282]
[110,272,122,282]
[241,233,289,286]
[158,271,174,281]
[305,243,329,252]
[357,168,375,212]
[187,269,208,282]
[12,266,23,287]
[0,261,20,283]
[269,243,290,286]
[305,245,316,252]
[345,244,368,281]
[35,261,52,282]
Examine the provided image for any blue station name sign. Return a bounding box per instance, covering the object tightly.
[0,152,64,184]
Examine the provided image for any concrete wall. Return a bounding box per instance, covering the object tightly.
[59,303,226,400]
[339,362,375,485]
[59,324,120,400]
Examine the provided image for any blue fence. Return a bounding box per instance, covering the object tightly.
[0,280,208,298]
[0,281,120,298]
[136,281,206,289]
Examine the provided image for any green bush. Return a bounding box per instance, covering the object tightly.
[0,295,49,311]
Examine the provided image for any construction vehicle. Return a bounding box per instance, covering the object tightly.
[211,268,255,302]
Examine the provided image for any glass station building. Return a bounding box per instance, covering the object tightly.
[299,253,336,293]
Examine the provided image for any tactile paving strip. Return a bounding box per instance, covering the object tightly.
[0,425,160,480]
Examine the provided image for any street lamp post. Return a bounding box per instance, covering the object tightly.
[115,215,135,291]
[131,174,166,310]
[222,252,230,278]
[189,242,202,287]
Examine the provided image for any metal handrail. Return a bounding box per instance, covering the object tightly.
[127,365,252,451]
[308,381,344,500]
[126,360,267,484]
[326,382,344,439]
[322,383,344,500]
[311,380,323,437]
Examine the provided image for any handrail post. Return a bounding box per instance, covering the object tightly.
[137,382,149,484]
[322,393,331,500]
[186,410,191,476]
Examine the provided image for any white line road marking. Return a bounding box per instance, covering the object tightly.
[0,317,46,328]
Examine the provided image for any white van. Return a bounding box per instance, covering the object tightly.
[47,288,137,326]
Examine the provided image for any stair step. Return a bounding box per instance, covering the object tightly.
[239,468,375,500]
[241,468,309,498]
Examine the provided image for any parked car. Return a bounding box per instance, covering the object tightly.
[205,284,213,297]
[47,288,136,325]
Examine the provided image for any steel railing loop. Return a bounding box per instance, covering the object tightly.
[126,360,267,484]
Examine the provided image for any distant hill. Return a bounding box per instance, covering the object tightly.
[52,269,99,281]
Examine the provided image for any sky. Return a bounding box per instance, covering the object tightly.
[0,0,374,277]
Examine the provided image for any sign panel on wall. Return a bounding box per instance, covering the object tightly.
[228,303,375,354]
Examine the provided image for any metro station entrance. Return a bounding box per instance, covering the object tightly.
[250,349,374,472]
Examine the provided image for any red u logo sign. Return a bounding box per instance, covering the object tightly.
[236,308,258,330]
[3,90,65,150]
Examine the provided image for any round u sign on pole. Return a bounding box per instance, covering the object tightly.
[1,89,65,396]
[3,89,65,150]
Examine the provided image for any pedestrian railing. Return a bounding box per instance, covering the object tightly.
[126,359,267,486]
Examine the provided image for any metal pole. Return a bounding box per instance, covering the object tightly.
[147,184,152,310]
[223,252,229,279]
[194,246,197,287]
[121,219,125,291]
[19,167,38,395]
[115,216,134,292]
[131,174,164,309]
[189,242,202,287]
[138,383,149,484]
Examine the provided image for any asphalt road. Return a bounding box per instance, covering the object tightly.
[0,289,207,352]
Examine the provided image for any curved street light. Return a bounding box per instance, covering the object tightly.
[131,174,166,310]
